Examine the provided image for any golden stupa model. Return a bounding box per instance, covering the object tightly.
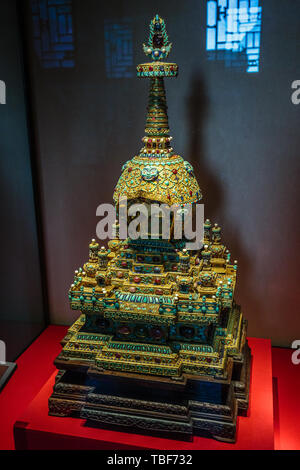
[49,15,251,442]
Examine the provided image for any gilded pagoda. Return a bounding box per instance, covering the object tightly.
[49,15,251,442]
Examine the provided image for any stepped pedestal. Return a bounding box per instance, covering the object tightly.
[14,338,274,450]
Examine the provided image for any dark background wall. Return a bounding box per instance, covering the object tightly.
[0,0,46,361]
[21,0,300,346]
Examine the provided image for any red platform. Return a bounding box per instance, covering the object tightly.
[272,347,300,450]
[12,336,274,450]
[1,326,298,450]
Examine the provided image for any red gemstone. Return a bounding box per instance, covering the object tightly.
[115,353,121,359]
[154,278,161,285]
[156,289,163,295]
[119,326,130,335]
[134,276,141,283]
[148,139,152,143]
[172,169,178,175]
[149,66,153,71]
[128,167,132,173]
[195,258,200,266]
[172,265,177,271]
[170,66,174,71]
[117,271,123,278]
[156,150,160,154]
[190,191,193,196]
[121,261,127,267]
[167,194,171,200]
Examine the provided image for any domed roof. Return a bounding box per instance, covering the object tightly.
[113,154,201,205]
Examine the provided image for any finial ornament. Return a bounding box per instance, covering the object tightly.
[143,14,172,60]
[137,14,178,79]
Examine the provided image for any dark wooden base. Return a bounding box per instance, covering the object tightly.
[49,342,251,442]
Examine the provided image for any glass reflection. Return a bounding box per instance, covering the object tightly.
[206,0,262,73]
[31,0,75,69]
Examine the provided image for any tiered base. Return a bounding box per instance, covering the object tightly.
[13,337,275,450]
[48,342,251,443]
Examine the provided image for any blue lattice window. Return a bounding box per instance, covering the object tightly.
[104,19,133,78]
[206,0,262,73]
[31,0,75,68]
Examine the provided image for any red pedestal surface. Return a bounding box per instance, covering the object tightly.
[0,326,66,450]
[13,337,274,450]
[272,347,300,450]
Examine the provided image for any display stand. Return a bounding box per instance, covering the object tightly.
[0,362,17,392]
[13,338,274,450]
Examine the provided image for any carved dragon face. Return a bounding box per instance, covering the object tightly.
[141,165,159,182]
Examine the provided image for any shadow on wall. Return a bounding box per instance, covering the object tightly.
[187,73,223,219]
[186,72,264,334]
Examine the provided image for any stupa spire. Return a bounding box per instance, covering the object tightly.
[113,14,202,206]
[137,15,178,158]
